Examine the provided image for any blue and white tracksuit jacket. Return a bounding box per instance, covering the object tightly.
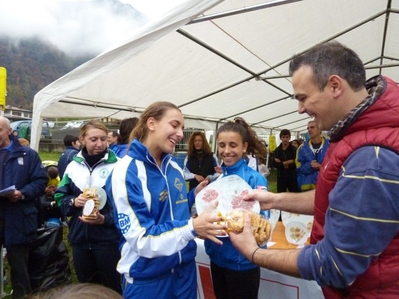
[205,158,268,271]
[105,139,197,283]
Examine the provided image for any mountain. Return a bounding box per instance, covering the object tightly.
[0,36,93,109]
[0,0,148,109]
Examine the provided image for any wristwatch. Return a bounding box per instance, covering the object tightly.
[69,198,75,207]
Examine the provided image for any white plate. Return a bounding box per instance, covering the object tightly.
[281,211,302,227]
[92,186,107,210]
[195,175,260,216]
[298,215,314,235]
[284,220,308,245]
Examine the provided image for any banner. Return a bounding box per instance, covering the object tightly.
[0,67,6,109]
[268,134,277,152]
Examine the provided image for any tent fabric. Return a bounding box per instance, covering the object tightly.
[31,0,399,150]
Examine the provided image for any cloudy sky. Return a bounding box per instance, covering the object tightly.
[0,0,185,56]
[122,0,185,18]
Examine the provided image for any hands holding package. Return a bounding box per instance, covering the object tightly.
[193,180,271,246]
[73,188,105,225]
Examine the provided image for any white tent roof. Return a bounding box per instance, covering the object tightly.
[31,0,399,149]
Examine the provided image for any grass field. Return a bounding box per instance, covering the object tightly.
[39,151,62,162]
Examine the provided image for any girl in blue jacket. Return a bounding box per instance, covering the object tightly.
[106,101,225,299]
[205,117,268,299]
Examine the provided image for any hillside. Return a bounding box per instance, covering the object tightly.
[0,36,93,109]
[0,0,147,110]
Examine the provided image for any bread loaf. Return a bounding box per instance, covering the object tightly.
[223,210,271,245]
[82,187,100,220]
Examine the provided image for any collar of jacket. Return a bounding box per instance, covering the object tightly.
[73,148,118,164]
[221,158,247,176]
[129,138,173,169]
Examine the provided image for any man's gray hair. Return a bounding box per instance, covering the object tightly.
[0,116,10,128]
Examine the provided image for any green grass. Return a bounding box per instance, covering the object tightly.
[267,169,277,193]
[39,151,61,162]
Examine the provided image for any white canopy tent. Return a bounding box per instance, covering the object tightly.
[31,0,399,150]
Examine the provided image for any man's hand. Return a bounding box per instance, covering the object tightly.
[7,190,23,202]
[310,160,321,170]
[228,214,258,260]
[243,189,277,211]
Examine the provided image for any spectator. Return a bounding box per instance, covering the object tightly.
[54,120,121,294]
[228,41,399,298]
[46,166,60,188]
[39,184,62,227]
[296,120,329,190]
[291,138,304,188]
[113,117,139,158]
[39,166,62,227]
[107,131,119,152]
[244,136,268,172]
[0,116,48,298]
[183,131,220,191]
[291,139,300,149]
[258,156,270,178]
[273,129,299,193]
[105,101,224,299]
[57,135,80,179]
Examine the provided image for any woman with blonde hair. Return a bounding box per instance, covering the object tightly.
[55,120,121,294]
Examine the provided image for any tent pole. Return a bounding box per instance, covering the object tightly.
[188,0,303,24]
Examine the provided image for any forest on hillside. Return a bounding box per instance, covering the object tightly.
[0,36,93,109]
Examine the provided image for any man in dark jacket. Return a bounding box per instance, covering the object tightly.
[273,129,299,193]
[57,134,80,179]
[0,116,48,298]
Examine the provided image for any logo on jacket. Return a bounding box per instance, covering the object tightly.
[174,178,183,192]
[176,193,188,205]
[118,213,130,234]
[99,169,109,179]
[159,190,168,202]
